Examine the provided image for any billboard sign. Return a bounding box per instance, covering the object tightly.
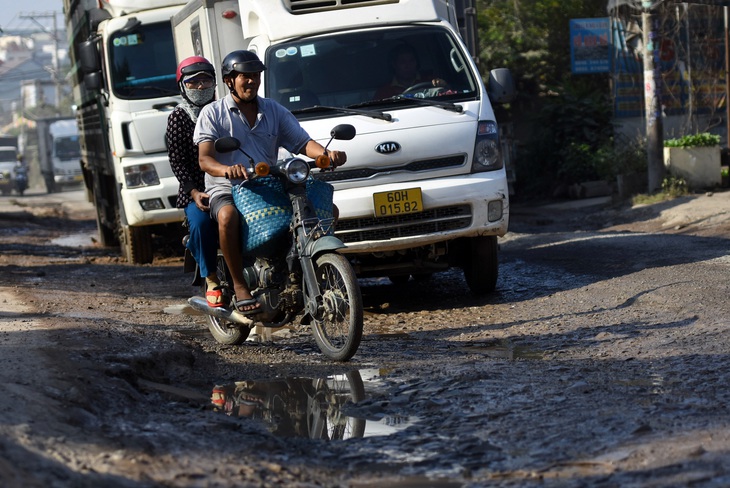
[570,18,610,74]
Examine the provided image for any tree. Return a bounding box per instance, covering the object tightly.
[477,0,619,197]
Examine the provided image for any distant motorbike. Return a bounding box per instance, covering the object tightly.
[187,124,363,362]
[13,163,28,196]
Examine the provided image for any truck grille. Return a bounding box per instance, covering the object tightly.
[315,155,465,183]
[335,204,471,243]
[286,0,398,14]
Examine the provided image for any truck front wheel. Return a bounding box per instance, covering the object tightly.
[462,235,498,295]
[119,223,153,264]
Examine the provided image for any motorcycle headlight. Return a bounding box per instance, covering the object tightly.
[124,164,160,188]
[283,158,310,184]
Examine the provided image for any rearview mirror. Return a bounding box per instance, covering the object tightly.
[330,124,356,141]
[487,68,516,104]
[79,40,100,74]
[214,137,241,153]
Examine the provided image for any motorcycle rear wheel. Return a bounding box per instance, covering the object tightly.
[207,253,251,345]
[310,253,363,361]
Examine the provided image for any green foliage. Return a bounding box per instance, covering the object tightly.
[477,0,616,197]
[661,175,689,196]
[515,81,622,195]
[664,133,721,147]
[632,175,689,205]
[477,0,607,95]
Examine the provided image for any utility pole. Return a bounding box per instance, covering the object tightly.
[19,11,61,110]
[642,2,665,193]
[725,6,730,151]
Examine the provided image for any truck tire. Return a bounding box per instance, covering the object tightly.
[93,193,117,247]
[463,235,498,295]
[120,224,154,264]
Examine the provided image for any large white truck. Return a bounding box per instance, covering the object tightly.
[64,0,186,263]
[172,0,515,294]
[35,117,83,192]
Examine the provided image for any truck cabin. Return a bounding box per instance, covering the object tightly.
[266,26,479,117]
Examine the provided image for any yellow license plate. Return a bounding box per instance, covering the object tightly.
[373,188,423,217]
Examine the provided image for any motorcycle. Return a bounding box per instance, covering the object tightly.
[13,163,28,196]
[187,124,363,362]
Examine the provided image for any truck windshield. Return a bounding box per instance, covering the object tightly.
[265,26,479,113]
[0,149,16,163]
[108,21,177,99]
[54,136,81,160]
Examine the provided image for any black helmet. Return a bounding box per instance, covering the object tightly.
[221,50,266,78]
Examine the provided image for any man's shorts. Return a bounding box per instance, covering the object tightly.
[208,192,235,222]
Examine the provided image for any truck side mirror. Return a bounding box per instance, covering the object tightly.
[83,71,102,91]
[487,68,516,104]
[89,8,112,32]
[79,40,100,74]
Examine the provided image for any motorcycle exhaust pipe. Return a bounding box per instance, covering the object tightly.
[187,296,255,326]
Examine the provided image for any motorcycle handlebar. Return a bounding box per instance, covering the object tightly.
[225,156,333,181]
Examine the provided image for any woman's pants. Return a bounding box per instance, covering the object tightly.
[184,202,218,279]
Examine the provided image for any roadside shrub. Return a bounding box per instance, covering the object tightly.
[661,175,689,197]
[516,80,614,197]
[632,175,688,205]
[610,133,647,176]
[664,133,720,147]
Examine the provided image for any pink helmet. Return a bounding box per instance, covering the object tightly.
[176,56,215,83]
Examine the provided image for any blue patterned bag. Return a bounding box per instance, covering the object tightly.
[307,176,334,221]
[232,176,336,252]
[232,177,293,253]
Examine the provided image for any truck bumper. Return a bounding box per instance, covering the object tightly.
[54,174,84,184]
[120,175,184,226]
[333,172,509,253]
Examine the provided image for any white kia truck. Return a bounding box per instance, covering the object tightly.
[172,0,515,294]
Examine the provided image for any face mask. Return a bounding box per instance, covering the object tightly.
[185,86,216,107]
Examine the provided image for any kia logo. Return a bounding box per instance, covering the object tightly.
[375,142,401,154]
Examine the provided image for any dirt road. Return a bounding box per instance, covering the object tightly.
[1,189,729,487]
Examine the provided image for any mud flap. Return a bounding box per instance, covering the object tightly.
[304,235,346,258]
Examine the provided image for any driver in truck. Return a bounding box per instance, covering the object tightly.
[194,50,347,314]
[374,42,448,99]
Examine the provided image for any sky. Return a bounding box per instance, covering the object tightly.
[0,1,65,34]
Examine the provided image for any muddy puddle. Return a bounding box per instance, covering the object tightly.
[50,232,97,247]
[209,369,418,439]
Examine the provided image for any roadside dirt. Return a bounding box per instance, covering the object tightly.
[0,188,729,487]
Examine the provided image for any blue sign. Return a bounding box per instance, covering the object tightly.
[570,18,610,74]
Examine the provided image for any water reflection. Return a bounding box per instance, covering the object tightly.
[210,370,417,439]
[212,371,366,439]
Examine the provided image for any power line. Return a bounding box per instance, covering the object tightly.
[1,10,61,33]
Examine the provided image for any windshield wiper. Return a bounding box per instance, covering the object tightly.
[389,95,463,113]
[291,104,392,121]
[348,96,463,113]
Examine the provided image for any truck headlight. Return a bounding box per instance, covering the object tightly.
[472,121,503,173]
[124,164,160,188]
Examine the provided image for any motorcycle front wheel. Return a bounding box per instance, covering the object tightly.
[206,253,251,345]
[310,253,363,361]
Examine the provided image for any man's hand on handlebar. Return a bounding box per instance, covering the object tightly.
[327,150,347,169]
[224,163,252,180]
